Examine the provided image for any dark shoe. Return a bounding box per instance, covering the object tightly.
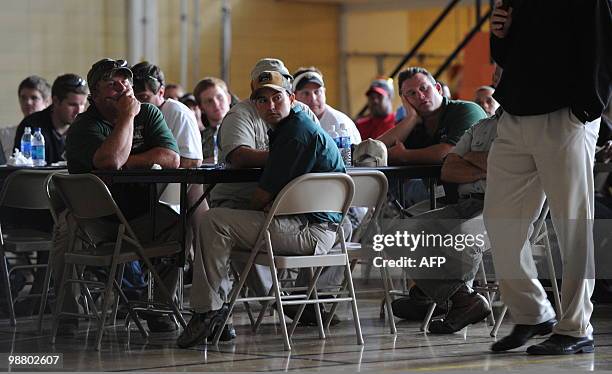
[208,323,236,342]
[56,318,79,336]
[177,306,228,348]
[391,297,446,321]
[428,288,491,334]
[282,304,341,326]
[526,334,594,355]
[491,319,557,352]
[144,314,178,333]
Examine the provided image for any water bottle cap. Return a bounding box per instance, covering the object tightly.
[34,127,41,132]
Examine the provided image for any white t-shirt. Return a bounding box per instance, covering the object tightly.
[319,104,361,145]
[160,98,203,160]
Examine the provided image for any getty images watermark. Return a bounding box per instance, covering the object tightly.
[370,231,486,268]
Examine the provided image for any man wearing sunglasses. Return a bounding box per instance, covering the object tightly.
[13,74,88,165]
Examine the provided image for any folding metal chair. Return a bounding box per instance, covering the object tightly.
[334,169,396,334]
[212,172,363,350]
[49,173,187,351]
[0,170,58,326]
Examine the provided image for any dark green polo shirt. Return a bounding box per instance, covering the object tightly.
[404,97,487,149]
[65,102,179,219]
[259,106,346,224]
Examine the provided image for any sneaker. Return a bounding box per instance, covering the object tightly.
[177,306,228,348]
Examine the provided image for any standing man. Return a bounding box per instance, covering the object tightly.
[292,67,361,145]
[484,0,611,354]
[13,74,89,164]
[17,75,51,118]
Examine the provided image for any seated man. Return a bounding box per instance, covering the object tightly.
[131,61,203,168]
[292,66,361,145]
[193,77,232,163]
[387,107,500,334]
[378,67,487,206]
[474,85,500,117]
[57,58,181,334]
[177,69,345,348]
[356,78,396,140]
[13,74,89,165]
[17,75,51,118]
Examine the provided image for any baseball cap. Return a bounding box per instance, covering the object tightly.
[87,58,133,91]
[250,58,292,81]
[293,71,325,91]
[250,71,292,99]
[366,78,394,98]
[353,139,388,167]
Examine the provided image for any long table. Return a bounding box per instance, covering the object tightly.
[93,165,442,264]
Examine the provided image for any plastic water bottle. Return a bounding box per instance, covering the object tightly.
[20,126,32,159]
[212,131,219,165]
[337,125,352,167]
[31,128,46,166]
[328,125,342,159]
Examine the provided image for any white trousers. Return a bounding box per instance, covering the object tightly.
[483,108,600,338]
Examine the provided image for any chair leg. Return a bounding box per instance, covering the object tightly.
[543,229,562,317]
[490,305,507,337]
[478,260,495,326]
[288,266,323,338]
[38,251,54,333]
[380,265,397,334]
[310,267,326,340]
[51,263,72,345]
[325,260,356,330]
[94,258,120,351]
[342,252,364,345]
[110,264,125,326]
[253,286,274,333]
[421,303,436,332]
[0,249,16,326]
[112,279,147,338]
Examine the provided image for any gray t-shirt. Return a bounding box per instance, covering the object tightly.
[451,112,498,196]
[210,99,319,209]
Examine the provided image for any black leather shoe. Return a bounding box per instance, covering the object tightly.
[282,304,341,326]
[526,334,594,355]
[428,289,491,334]
[491,319,557,352]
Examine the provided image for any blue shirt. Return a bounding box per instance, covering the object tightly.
[259,106,346,223]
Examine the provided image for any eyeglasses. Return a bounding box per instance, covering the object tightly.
[93,58,128,72]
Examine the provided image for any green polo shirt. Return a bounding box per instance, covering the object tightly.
[259,107,345,224]
[65,102,179,219]
[404,97,487,149]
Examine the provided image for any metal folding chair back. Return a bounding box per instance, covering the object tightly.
[49,173,186,350]
[214,172,363,350]
[0,169,58,326]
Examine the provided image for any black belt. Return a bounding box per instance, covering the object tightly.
[460,193,485,200]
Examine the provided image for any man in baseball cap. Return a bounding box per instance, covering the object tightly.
[356,77,396,140]
[292,66,361,146]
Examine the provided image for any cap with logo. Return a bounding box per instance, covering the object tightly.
[87,58,133,91]
[352,139,388,167]
[366,78,394,98]
[250,58,292,81]
[251,71,292,99]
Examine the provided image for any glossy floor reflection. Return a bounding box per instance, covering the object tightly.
[0,292,611,372]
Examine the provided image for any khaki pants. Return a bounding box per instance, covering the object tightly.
[483,108,599,338]
[190,208,337,313]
